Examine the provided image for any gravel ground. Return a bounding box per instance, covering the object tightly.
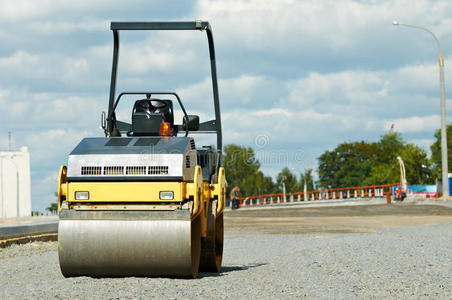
[1,221,451,299]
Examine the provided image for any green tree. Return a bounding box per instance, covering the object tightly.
[365,134,432,185]
[252,171,275,195]
[223,144,262,197]
[362,163,397,186]
[318,133,432,188]
[317,141,378,188]
[299,169,315,191]
[362,133,406,185]
[430,123,452,179]
[400,144,432,184]
[46,202,58,214]
[276,167,299,193]
[45,192,59,215]
[376,133,405,164]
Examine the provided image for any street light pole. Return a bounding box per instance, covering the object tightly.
[393,21,449,199]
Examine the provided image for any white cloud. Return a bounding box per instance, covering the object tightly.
[28,19,108,34]
[386,115,441,133]
[0,0,53,20]
[0,51,39,69]
[0,89,104,128]
[176,74,280,114]
[251,108,293,118]
[0,0,131,21]
[61,57,91,82]
[285,71,387,108]
[196,0,452,55]
[409,138,434,153]
[394,63,438,93]
[24,128,91,164]
[121,42,199,74]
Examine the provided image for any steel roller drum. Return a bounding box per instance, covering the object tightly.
[58,210,201,277]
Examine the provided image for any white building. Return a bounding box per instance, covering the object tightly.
[0,147,31,218]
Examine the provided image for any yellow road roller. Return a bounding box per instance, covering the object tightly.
[57,21,226,278]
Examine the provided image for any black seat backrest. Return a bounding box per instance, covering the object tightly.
[197,148,216,181]
[154,99,174,126]
[131,99,174,136]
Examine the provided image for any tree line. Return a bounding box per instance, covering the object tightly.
[224,125,452,197]
[223,144,314,197]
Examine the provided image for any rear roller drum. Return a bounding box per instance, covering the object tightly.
[199,201,224,272]
[190,214,202,278]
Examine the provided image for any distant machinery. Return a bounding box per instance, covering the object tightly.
[0,147,31,218]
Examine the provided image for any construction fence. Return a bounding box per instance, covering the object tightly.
[235,183,401,208]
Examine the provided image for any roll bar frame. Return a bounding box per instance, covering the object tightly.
[107,21,223,168]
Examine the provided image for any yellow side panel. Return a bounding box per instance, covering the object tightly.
[67,182,183,203]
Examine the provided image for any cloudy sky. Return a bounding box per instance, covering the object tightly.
[1,0,452,211]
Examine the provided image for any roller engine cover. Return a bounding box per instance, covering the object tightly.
[66,136,197,181]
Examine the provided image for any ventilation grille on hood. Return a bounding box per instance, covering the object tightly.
[104,166,123,175]
[126,166,146,175]
[149,166,169,175]
[81,166,102,175]
[80,165,169,176]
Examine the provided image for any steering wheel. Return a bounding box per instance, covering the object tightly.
[149,99,168,110]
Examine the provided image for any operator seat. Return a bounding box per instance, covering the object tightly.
[130,99,174,136]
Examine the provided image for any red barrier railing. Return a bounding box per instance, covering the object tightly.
[235,183,401,208]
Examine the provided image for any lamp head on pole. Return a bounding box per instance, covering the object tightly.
[392,20,399,26]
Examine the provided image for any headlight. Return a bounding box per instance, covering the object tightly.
[75,191,89,200]
[159,191,174,200]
